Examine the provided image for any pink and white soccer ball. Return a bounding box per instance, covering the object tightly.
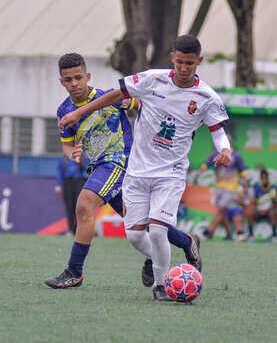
[164,263,203,302]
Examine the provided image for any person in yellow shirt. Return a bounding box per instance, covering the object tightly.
[195,141,248,240]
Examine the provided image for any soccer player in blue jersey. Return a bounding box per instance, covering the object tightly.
[248,169,277,242]
[45,52,203,291]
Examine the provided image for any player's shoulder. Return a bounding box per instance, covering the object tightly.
[198,79,223,103]
[57,96,72,117]
[137,68,172,82]
[95,87,108,97]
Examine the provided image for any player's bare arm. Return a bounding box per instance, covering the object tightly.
[62,141,83,163]
[62,141,74,159]
[59,89,125,130]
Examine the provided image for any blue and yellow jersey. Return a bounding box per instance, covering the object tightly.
[57,88,134,170]
[200,150,247,191]
[254,183,277,212]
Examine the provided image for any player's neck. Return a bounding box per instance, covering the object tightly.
[71,86,92,103]
[172,75,196,88]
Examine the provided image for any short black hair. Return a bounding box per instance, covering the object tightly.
[174,34,201,56]
[260,169,269,178]
[58,53,86,74]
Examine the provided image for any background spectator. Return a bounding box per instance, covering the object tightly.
[55,156,88,235]
[195,137,248,240]
[247,169,277,242]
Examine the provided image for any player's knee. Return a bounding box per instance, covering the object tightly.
[125,230,143,245]
[76,201,91,223]
[149,223,168,245]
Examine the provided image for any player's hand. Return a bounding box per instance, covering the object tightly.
[213,148,231,167]
[70,142,83,163]
[54,185,61,196]
[59,110,82,130]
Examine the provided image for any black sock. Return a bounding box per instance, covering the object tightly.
[248,225,253,236]
[272,226,276,237]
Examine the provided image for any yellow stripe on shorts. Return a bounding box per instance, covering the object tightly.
[99,165,122,197]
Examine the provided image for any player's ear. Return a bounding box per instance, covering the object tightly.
[170,52,176,65]
[60,77,65,87]
[197,56,203,65]
[87,73,91,81]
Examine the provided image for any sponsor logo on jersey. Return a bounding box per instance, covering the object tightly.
[152,90,166,99]
[153,115,176,149]
[188,100,197,115]
[160,209,174,218]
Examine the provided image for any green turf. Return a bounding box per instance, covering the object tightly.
[0,234,276,343]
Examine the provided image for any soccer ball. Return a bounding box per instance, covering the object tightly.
[164,264,203,302]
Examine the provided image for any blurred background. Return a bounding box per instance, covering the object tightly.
[0,0,276,239]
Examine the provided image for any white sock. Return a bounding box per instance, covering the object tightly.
[125,230,152,258]
[149,223,171,286]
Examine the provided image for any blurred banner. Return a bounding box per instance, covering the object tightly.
[0,174,123,236]
[0,174,66,234]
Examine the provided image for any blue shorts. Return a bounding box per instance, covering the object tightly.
[83,162,125,215]
[225,206,243,221]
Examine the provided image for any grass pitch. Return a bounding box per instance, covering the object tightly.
[0,234,276,343]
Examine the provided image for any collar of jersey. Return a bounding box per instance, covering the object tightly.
[261,183,271,190]
[168,70,200,87]
[72,88,97,107]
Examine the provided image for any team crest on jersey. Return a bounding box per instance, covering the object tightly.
[188,100,197,115]
[153,115,176,149]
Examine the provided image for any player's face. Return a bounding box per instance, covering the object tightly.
[60,66,91,102]
[261,174,269,187]
[171,51,203,87]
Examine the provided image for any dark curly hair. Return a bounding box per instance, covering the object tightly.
[260,169,269,178]
[174,34,201,56]
[58,53,86,74]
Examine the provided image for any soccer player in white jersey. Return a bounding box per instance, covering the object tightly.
[59,35,232,301]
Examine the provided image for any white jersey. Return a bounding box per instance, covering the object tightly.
[119,69,229,178]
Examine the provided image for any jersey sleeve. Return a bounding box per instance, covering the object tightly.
[235,152,247,173]
[204,151,218,167]
[203,96,229,132]
[112,97,136,111]
[57,107,75,143]
[119,70,154,99]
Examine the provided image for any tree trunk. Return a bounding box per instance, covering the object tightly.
[149,0,182,68]
[110,0,214,75]
[110,0,151,75]
[189,0,213,36]
[227,0,256,88]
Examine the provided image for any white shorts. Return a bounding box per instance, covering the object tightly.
[122,174,186,229]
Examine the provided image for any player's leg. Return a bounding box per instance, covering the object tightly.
[149,177,200,300]
[222,209,232,239]
[71,178,87,235]
[246,205,256,240]
[200,189,233,240]
[268,207,277,242]
[62,179,77,235]
[166,225,201,271]
[148,218,172,301]
[44,163,121,289]
[122,175,154,286]
[233,208,248,241]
